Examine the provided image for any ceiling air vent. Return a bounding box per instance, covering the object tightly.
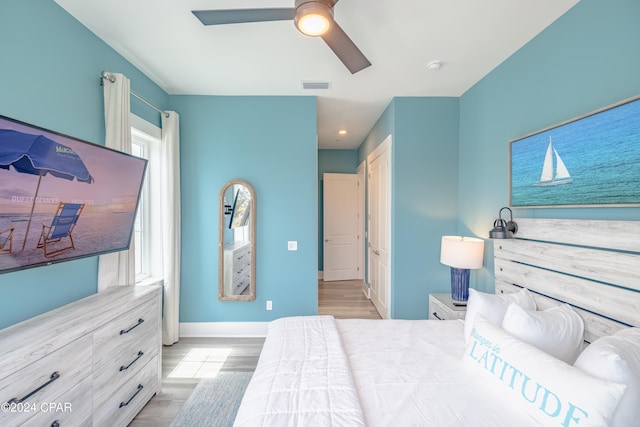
[301,81,331,90]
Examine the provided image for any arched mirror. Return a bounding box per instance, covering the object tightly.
[218,179,256,301]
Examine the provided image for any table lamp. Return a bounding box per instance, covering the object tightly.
[440,236,485,305]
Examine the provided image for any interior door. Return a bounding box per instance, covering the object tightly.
[368,137,391,319]
[323,173,359,281]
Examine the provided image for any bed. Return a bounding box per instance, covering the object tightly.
[234,218,640,427]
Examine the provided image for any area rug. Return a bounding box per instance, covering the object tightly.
[170,372,254,427]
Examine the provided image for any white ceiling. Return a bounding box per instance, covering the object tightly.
[55,0,579,149]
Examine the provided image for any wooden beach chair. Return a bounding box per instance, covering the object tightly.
[37,202,85,257]
[0,226,14,254]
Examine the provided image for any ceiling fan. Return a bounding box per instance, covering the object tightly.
[192,0,371,74]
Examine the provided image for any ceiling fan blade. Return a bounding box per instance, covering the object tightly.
[192,8,295,26]
[321,21,371,74]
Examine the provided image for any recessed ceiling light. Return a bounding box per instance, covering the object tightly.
[338,130,347,135]
[427,60,443,71]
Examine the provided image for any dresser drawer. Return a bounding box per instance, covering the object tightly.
[21,375,92,427]
[232,275,250,295]
[93,355,159,427]
[233,246,250,269]
[0,335,92,427]
[92,300,158,401]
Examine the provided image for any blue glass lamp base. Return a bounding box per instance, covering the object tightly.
[450,267,470,305]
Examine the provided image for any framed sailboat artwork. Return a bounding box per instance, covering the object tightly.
[509,94,640,207]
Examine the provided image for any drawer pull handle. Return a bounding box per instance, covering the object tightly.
[120,318,144,335]
[432,312,444,321]
[119,384,143,408]
[120,351,144,371]
[7,371,60,404]
[51,421,60,427]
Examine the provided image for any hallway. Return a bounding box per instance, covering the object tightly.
[318,279,382,319]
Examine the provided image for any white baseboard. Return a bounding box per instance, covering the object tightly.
[362,285,370,299]
[318,271,323,280]
[179,322,268,338]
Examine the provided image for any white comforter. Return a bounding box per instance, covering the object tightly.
[233,316,366,426]
[235,316,539,427]
[337,318,539,427]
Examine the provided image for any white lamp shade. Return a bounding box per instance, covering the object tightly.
[440,236,485,269]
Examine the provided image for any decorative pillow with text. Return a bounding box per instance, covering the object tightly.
[463,316,626,427]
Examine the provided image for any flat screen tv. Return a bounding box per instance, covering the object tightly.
[228,185,251,229]
[0,115,147,274]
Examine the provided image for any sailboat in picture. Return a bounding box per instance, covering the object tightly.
[533,136,573,186]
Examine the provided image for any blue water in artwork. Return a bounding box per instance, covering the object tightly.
[511,98,640,206]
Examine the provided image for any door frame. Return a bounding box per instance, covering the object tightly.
[357,161,366,282]
[367,135,392,319]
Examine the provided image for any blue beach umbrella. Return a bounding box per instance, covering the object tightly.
[0,129,94,250]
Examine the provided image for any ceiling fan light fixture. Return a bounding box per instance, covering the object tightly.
[295,1,333,37]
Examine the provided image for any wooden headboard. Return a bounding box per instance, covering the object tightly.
[494,218,640,343]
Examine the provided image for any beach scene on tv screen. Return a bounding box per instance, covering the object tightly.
[0,117,146,273]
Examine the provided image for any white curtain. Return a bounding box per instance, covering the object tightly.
[161,112,181,345]
[98,73,135,291]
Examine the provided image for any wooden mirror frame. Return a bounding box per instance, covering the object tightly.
[218,179,256,301]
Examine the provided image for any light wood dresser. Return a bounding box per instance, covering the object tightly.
[0,285,161,427]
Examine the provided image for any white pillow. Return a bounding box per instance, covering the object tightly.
[463,288,536,343]
[502,303,584,364]
[574,327,640,427]
[463,316,626,427]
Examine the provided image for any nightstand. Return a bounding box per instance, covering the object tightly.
[429,293,467,320]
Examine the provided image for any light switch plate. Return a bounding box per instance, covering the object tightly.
[288,241,298,251]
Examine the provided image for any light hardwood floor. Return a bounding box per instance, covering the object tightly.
[129,337,264,427]
[129,279,380,426]
[318,279,382,319]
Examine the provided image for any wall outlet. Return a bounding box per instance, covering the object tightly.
[266,300,272,310]
[287,241,298,251]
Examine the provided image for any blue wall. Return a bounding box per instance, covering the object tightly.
[0,0,168,329]
[2,0,638,329]
[358,98,460,319]
[354,0,640,319]
[0,2,318,328]
[358,102,394,162]
[458,0,640,292]
[172,95,318,321]
[317,149,359,270]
